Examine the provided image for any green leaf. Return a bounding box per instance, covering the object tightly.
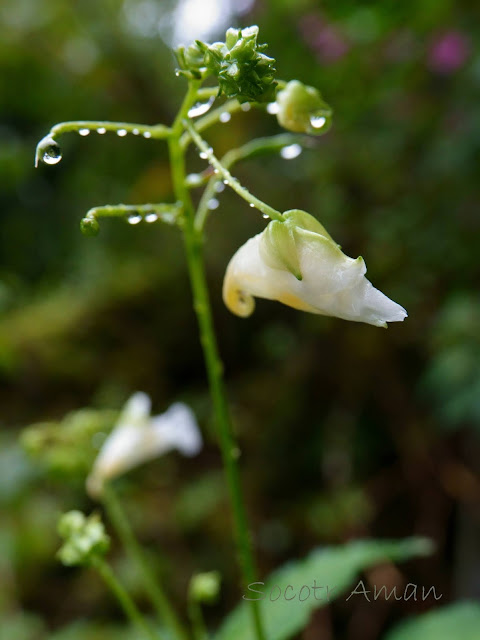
[384,602,480,640]
[215,537,433,640]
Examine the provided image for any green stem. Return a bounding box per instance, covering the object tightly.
[195,133,304,231]
[85,202,182,225]
[183,119,284,222]
[49,120,171,139]
[102,484,189,640]
[168,82,266,640]
[92,556,159,640]
[188,599,209,640]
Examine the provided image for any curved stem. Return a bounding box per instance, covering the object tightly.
[102,485,189,640]
[195,133,304,231]
[168,83,266,640]
[92,556,160,640]
[85,202,182,226]
[183,120,284,222]
[48,120,171,139]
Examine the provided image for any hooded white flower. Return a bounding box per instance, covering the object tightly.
[87,392,202,498]
[223,209,407,327]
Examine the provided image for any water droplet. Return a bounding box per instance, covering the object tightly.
[127,214,142,225]
[188,96,215,118]
[175,70,181,77]
[117,129,128,137]
[215,181,225,193]
[97,127,106,134]
[145,212,158,223]
[143,131,152,139]
[223,179,229,185]
[280,143,302,160]
[186,173,203,187]
[266,102,279,114]
[36,136,62,166]
[250,203,255,208]
[213,168,219,174]
[310,115,326,129]
[199,151,208,160]
[262,213,269,219]
[240,102,251,112]
[207,198,220,210]
[219,111,231,123]
[79,128,90,136]
[132,128,140,135]
[80,217,100,236]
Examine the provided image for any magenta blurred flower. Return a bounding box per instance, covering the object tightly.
[298,13,349,64]
[427,31,471,74]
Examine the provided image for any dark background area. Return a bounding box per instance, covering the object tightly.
[1,1,479,638]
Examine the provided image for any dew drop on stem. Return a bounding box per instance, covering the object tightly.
[35,136,62,167]
[280,143,302,160]
[127,214,142,225]
[145,212,158,223]
[188,96,215,118]
[219,111,231,123]
[79,128,90,136]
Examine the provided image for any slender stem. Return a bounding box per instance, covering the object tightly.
[183,120,284,222]
[168,82,266,640]
[102,484,189,640]
[92,556,160,640]
[195,133,304,231]
[188,599,209,640]
[85,202,182,225]
[49,120,171,139]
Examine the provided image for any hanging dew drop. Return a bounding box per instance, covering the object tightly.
[249,203,255,208]
[280,143,302,160]
[143,131,152,139]
[127,214,142,225]
[79,128,90,136]
[215,181,225,193]
[219,111,231,123]
[145,212,158,223]
[188,96,215,118]
[199,151,208,160]
[132,128,140,135]
[223,179,229,185]
[117,129,128,137]
[35,136,62,167]
[240,103,251,112]
[97,127,106,134]
[262,213,269,218]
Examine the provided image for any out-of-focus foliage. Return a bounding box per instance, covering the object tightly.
[384,601,480,640]
[1,0,479,639]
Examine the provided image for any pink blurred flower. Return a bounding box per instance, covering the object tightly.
[427,30,471,74]
[299,13,349,64]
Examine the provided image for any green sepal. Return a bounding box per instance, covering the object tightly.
[260,220,303,280]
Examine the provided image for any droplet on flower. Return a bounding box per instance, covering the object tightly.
[97,127,106,134]
[309,114,326,129]
[117,129,128,137]
[207,198,220,210]
[280,143,302,160]
[188,96,215,118]
[127,214,142,225]
[79,128,90,136]
[35,136,62,167]
[266,102,280,114]
[219,111,231,123]
[145,212,158,223]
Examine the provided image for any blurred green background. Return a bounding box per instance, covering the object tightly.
[1,0,479,638]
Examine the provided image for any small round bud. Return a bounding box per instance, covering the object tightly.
[80,217,100,237]
[189,571,221,603]
[57,511,110,566]
[275,80,333,135]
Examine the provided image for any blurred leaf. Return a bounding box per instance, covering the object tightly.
[384,601,480,640]
[215,537,433,640]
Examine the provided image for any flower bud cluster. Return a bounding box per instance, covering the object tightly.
[57,511,110,566]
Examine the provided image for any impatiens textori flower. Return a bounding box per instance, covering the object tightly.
[87,392,202,498]
[222,209,407,328]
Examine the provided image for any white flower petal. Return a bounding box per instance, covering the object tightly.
[86,394,202,498]
[223,213,407,327]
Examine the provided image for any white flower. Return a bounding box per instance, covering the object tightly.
[87,392,202,498]
[222,209,407,328]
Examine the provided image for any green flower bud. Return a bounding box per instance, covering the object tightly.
[80,216,100,237]
[57,511,110,567]
[275,80,333,135]
[189,571,221,603]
